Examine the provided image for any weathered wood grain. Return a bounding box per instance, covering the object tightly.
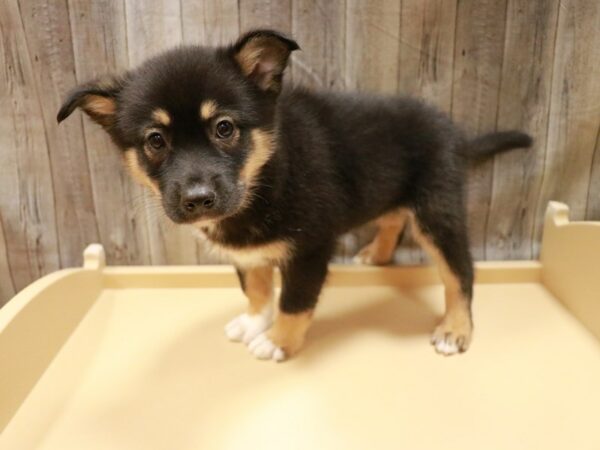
[0,0,60,295]
[181,0,239,45]
[67,0,151,265]
[397,0,457,112]
[17,0,99,267]
[532,0,600,256]
[239,0,292,34]
[291,0,346,90]
[451,0,508,260]
[345,0,400,94]
[485,0,560,260]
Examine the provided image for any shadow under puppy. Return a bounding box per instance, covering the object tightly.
[58,30,532,362]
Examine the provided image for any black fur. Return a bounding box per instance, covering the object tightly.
[58,30,532,317]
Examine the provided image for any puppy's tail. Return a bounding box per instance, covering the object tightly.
[467,131,533,162]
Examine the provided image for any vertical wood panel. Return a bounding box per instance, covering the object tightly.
[68,0,151,265]
[291,0,346,90]
[397,0,456,112]
[0,0,61,294]
[485,0,559,260]
[451,0,508,260]
[181,0,239,45]
[533,0,600,256]
[239,0,292,33]
[345,0,400,93]
[17,0,99,267]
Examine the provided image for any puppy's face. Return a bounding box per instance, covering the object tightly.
[58,30,298,225]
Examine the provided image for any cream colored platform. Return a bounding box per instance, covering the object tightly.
[1,202,599,450]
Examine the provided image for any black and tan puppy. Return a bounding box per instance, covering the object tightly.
[58,30,531,362]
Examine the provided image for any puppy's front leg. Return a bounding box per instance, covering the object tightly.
[248,249,331,362]
[225,265,274,344]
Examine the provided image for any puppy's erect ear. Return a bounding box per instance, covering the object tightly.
[57,75,125,127]
[231,29,299,93]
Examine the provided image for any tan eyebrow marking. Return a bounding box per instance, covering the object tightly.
[200,100,218,120]
[151,108,171,126]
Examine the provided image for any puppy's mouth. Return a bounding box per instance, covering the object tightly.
[165,209,224,225]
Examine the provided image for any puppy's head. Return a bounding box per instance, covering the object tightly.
[57,30,298,225]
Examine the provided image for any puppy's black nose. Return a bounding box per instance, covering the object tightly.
[181,185,216,214]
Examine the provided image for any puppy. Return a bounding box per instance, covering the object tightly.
[58,30,532,362]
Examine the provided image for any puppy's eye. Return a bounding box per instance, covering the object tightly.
[147,132,165,149]
[215,120,234,139]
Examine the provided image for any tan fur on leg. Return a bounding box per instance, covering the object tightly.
[267,310,314,356]
[245,266,274,314]
[410,215,472,354]
[355,209,408,265]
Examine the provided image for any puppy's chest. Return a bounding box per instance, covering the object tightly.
[193,226,291,267]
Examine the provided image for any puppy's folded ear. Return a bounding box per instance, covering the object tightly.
[231,29,299,93]
[57,76,125,127]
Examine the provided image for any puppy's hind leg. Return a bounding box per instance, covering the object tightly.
[354,209,408,265]
[225,265,274,344]
[410,207,474,355]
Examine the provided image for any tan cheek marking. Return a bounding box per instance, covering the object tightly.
[84,94,115,116]
[244,266,274,315]
[241,129,275,186]
[200,100,218,120]
[151,108,171,126]
[122,149,161,197]
[267,310,314,356]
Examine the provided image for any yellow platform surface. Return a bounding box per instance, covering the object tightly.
[0,202,599,450]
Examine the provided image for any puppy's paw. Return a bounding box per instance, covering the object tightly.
[248,332,286,362]
[353,243,392,266]
[430,316,472,356]
[225,312,272,344]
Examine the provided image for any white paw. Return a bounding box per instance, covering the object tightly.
[247,333,286,362]
[225,311,272,344]
[432,338,460,355]
[430,323,471,356]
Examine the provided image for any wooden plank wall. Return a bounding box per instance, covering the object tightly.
[1,0,599,305]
